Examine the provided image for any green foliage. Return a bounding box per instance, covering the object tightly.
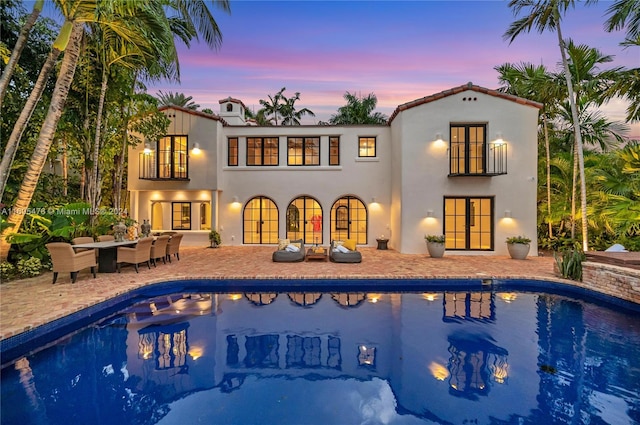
[16,257,43,278]
[0,261,16,280]
[209,229,221,246]
[554,249,586,281]
[506,235,531,244]
[424,234,445,243]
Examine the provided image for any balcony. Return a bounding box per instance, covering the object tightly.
[448,142,507,177]
[139,152,189,180]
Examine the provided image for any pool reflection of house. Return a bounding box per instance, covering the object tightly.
[128,83,541,255]
[122,291,544,424]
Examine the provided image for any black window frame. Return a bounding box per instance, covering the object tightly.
[157,135,189,179]
[171,202,191,230]
[329,136,340,165]
[358,136,376,158]
[246,137,279,166]
[228,137,238,166]
[443,196,494,251]
[287,137,320,166]
[449,124,486,175]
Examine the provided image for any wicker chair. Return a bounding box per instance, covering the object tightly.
[72,236,97,259]
[46,242,97,284]
[97,235,115,242]
[116,237,153,273]
[150,235,171,266]
[165,233,183,262]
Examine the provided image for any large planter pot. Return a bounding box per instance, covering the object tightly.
[507,243,530,260]
[426,242,445,258]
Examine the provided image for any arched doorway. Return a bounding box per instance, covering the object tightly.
[286,196,322,245]
[243,196,278,244]
[330,196,367,244]
[151,202,164,230]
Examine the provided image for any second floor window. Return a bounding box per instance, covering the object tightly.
[228,137,238,166]
[247,137,279,165]
[287,137,320,165]
[329,136,340,165]
[450,124,486,174]
[158,135,188,179]
[358,137,376,157]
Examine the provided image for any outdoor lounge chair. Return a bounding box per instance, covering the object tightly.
[46,242,97,284]
[329,240,362,263]
[165,233,183,262]
[272,239,305,262]
[150,235,171,266]
[116,237,153,273]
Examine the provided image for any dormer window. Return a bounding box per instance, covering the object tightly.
[226,103,233,112]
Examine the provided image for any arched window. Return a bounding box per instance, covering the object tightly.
[243,196,279,244]
[226,103,233,112]
[286,196,322,244]
[330,196,367,244]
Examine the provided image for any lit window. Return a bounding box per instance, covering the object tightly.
[358,137,376,157]
[329,136,340,165]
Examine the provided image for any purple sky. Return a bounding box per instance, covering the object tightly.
[145,0,639,136]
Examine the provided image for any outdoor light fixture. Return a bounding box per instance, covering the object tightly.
[495,132,504,145]
[191,143,201,154]
[371,196,377,203]
[232,196,239,203]
[504,210,512,218]
[426,209,434,217]
[143,143,152,154]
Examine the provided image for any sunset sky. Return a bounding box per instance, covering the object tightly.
[47,0,639,136]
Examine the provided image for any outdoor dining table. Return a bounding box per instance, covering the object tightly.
[72,240,138,273]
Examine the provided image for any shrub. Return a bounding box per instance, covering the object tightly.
[209,229,222,246]
[424,234,445,243]
[554,250,585,281]
[506,235,531,244]
[0,262,16,280]
[16,257,43,278]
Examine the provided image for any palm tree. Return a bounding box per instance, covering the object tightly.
[604,0,640,43]
[495,62,560,237]
[156,90,200,110]
[504,0,594,251]
[280,91,315,125]
[259,87,286,125]
[329,92,388,125]
[0,0,44,110]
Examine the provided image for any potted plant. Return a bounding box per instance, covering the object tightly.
[506,235,531,259]
[209,229,222,248]
[424,234,446,258]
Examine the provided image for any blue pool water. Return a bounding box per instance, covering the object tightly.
[1,279,640,425]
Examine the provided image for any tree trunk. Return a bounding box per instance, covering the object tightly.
[0,47,61,202]
[0,0,44,110]
[571,143,578,240]
[556,16,588,251]
[0,22,83,262]
[114,103,128,210]
[543,115,552,238]
[88,66,108,224]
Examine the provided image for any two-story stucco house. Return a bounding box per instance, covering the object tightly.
[128,82,541,255]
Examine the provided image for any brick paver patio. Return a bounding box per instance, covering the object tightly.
[0,246,560,341]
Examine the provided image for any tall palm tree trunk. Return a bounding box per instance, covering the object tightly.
[556,14,588,251]
[113,102,128,210]
[543,116,552,238]
[88,66,108,224]
[0,22,83,262]
[0,47,61,202]
[0,0,44,109]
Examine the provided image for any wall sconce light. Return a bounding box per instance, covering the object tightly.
[231,196,239,203]
[143,143,152,154]
[434,133,443,143]
[504,210,512,218]
[426,209,434,217]
[191,143,201,154]
[495,132,505,145]
[371,196,377,203]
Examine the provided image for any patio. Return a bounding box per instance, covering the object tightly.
[0,246,560,341]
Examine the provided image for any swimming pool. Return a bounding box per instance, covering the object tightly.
[1,279,640,425]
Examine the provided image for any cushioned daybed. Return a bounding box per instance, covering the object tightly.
[329,240,362,263]
[272,239,305,262]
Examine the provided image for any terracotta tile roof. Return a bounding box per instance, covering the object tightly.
[219,96,248,111]
[158,105,228,125]
[388,82,543,124]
